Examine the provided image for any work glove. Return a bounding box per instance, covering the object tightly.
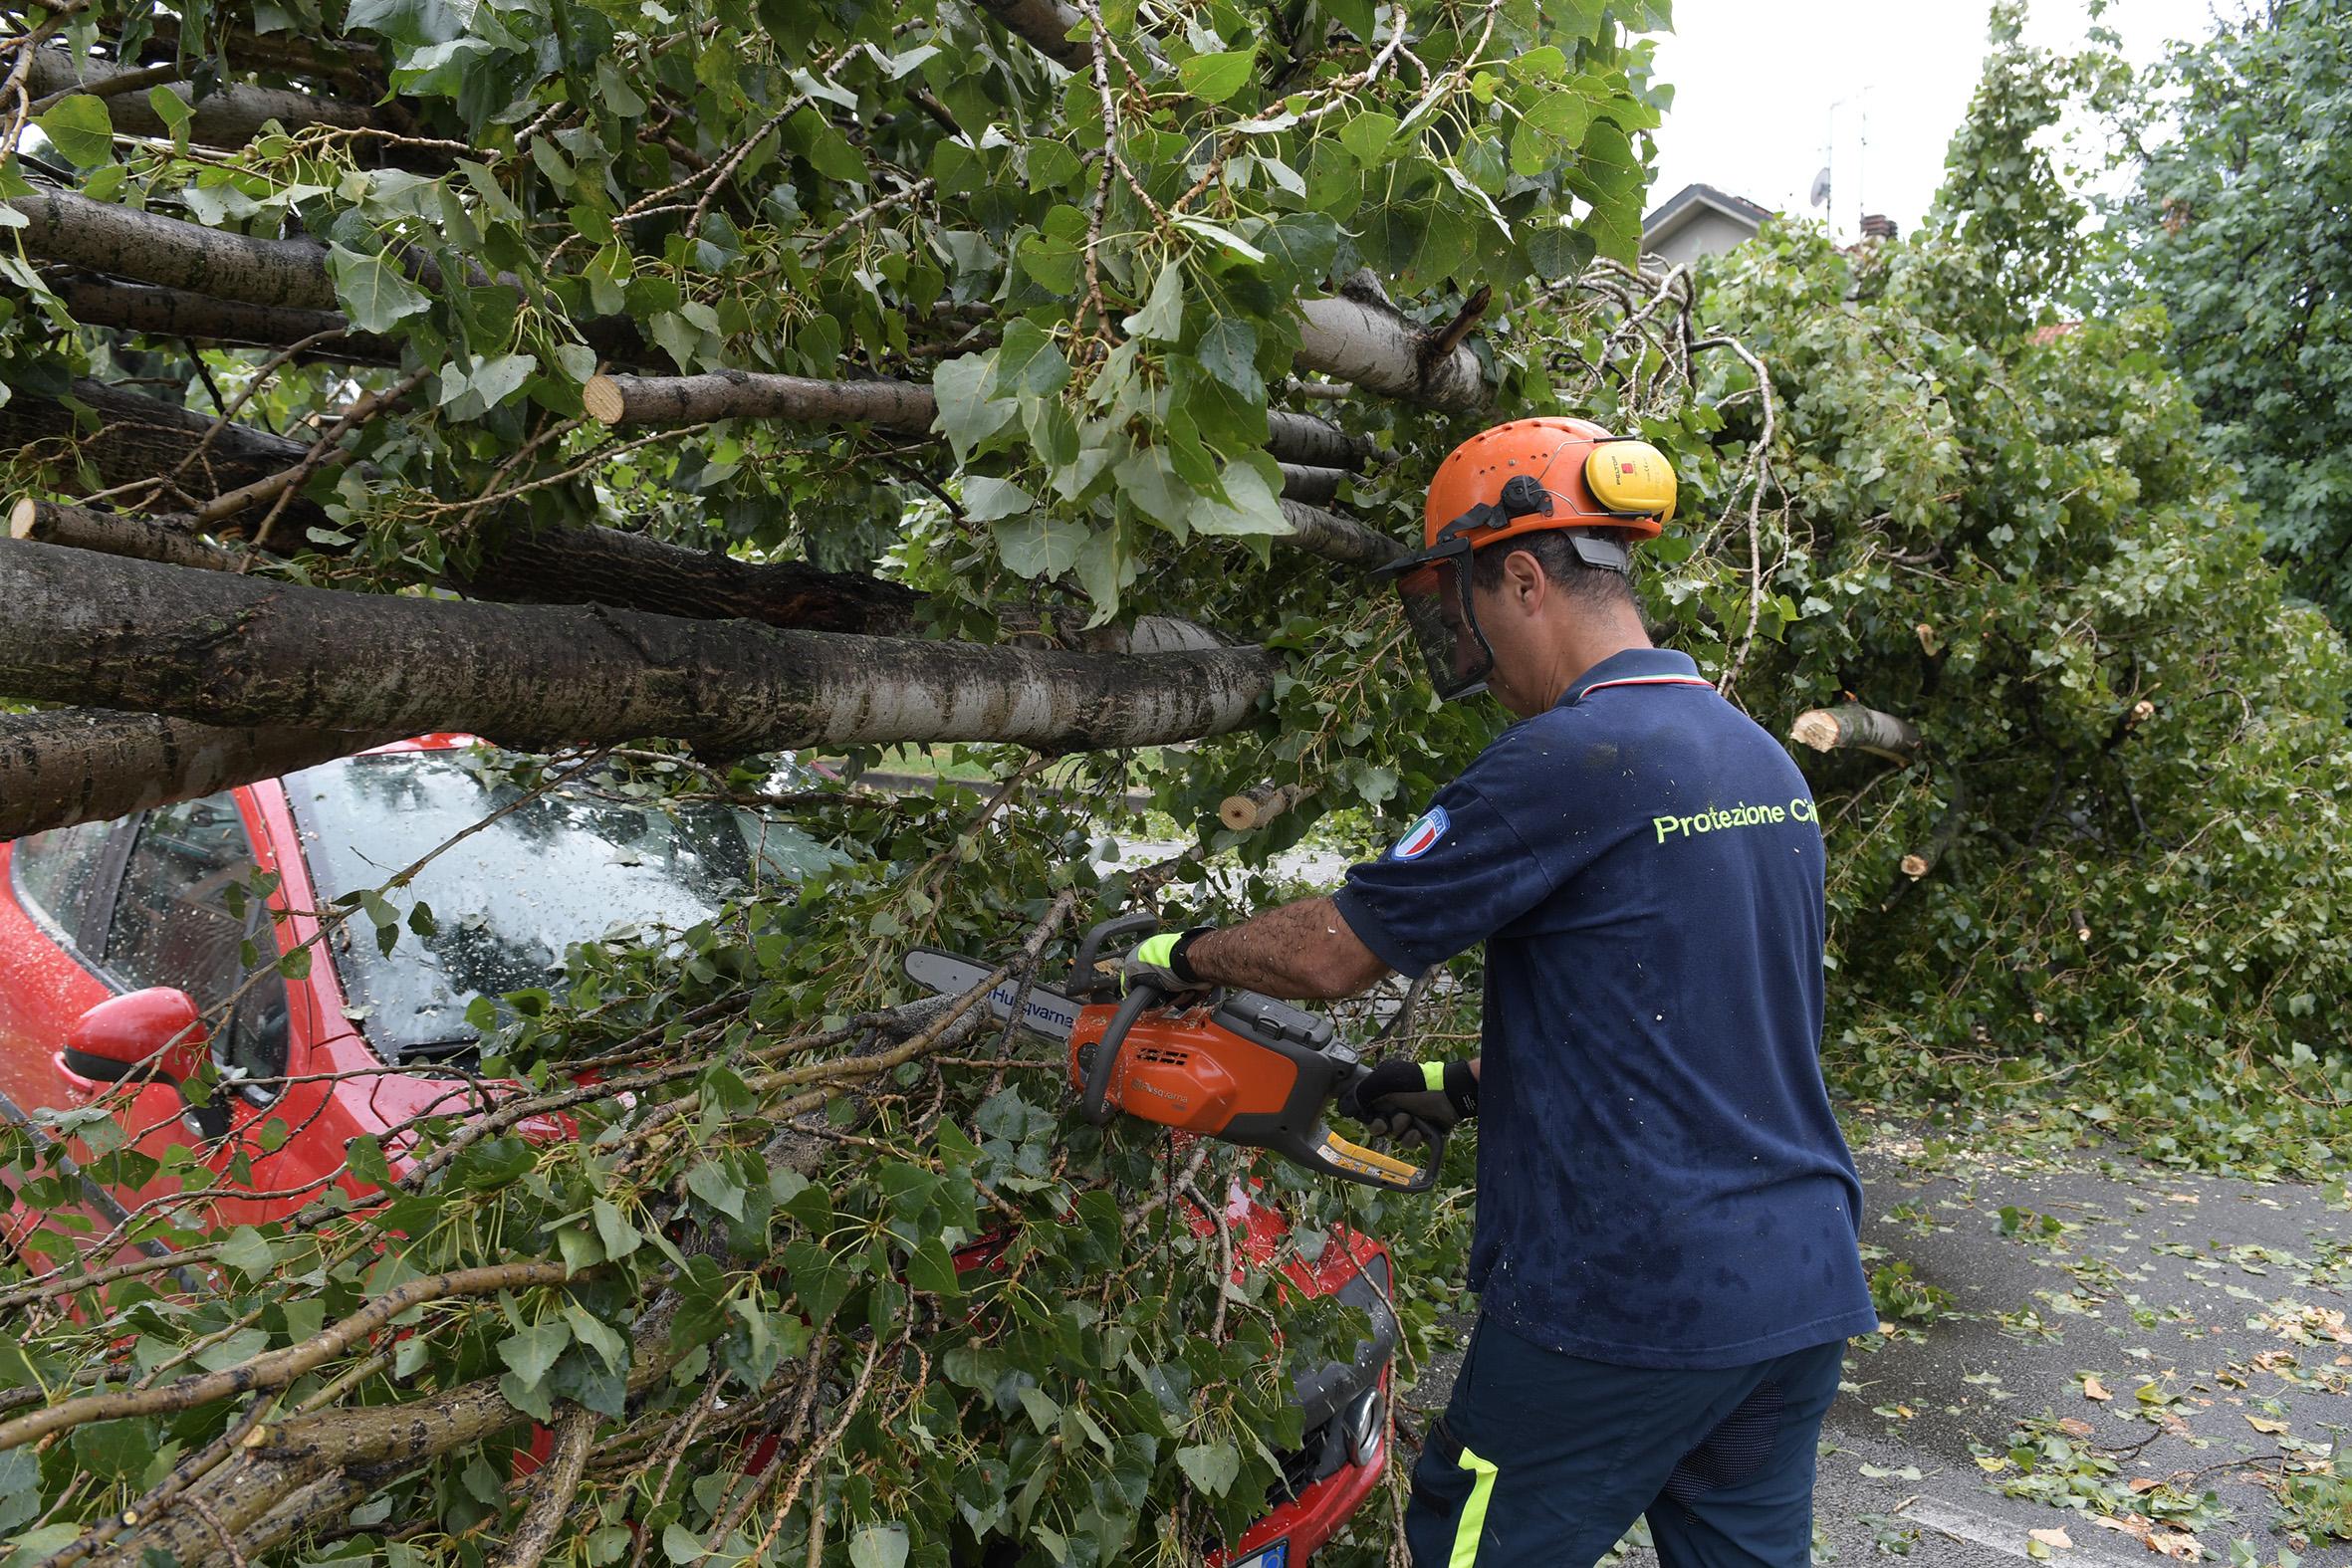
[1342,1058,1478,1143]
[1120,928,1213,993]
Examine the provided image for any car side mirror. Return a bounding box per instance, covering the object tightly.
[63,989,207,1086]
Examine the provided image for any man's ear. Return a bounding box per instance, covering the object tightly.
[1504,547,1547,609]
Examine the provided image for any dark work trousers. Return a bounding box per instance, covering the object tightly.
[1403,1316,1847,1568]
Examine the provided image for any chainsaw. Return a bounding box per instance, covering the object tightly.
[904,914,1446,1194]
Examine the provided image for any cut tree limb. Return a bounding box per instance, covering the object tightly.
[11,498,236,571]
[26,47,383,145]
[1275,500,1403,566]
[0,708,398,838]
[1276,464,1345,506]
[0,540,1281,757]
[1294,295,1490,414]
[10,189,343,312]
[582,369,938,433]
[1788,704,1924,766]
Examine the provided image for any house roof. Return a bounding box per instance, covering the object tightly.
[1641,183,1775,247]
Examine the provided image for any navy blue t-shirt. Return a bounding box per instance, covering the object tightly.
[1332,647,1877,1370]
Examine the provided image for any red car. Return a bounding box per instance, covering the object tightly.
[0,737,1393,1564]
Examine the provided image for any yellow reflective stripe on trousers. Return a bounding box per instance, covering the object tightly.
[1448,1443,1500,1568]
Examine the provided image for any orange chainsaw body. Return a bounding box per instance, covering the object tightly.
[1065,1001,1299,1134]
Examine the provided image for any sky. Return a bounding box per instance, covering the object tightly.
[1643,0,2225,241]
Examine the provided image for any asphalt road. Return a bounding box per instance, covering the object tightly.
[1395,1135,2352,1566]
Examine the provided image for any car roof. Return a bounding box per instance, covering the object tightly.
[353,734,485,758]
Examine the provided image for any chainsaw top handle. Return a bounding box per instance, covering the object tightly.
[1071,912,1160,1002]
[1081,975,1162,1126]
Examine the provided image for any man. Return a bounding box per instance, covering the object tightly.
[1126,418,1876,1567]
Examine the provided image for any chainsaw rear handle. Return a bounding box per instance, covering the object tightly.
[1301,1075,1449,1195]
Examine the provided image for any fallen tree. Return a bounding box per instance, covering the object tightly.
[0,539,1281,755]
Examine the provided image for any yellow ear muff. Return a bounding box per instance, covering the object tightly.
[1583,440,1677,522]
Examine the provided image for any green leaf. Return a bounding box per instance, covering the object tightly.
[684,1160,746,1221]
[932,353,1020,460]
[846,1523,909,1568]
[1339,110,1401,166]
[215,1225,276,1282]
[994,516,1087,577]
[146,86,193,141]
[962,476,1035,523]
[562,1301,630,1372]
[1177,1441,1241,1496]
[496,1318,572,1388]
[906,1237,961,1296]
[1193,320,1264,401]
[990,321,1071,400]
[327,242,433,335]
[785,1239,854,1325]
[1190,461,1290,537]
[1122,259,1186,343]
[34,96,114,167]
[591,1198,642,1259]
[1178,47,1257,105]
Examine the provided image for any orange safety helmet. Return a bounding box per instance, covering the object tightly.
[1377,417,1679,702]
[1421,416,1676,553]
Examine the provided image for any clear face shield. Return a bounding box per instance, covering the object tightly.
[1385,542,1494,701]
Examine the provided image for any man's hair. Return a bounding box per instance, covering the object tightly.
[1469,528,1637,610]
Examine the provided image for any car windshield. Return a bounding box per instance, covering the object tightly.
[284,751,834,1058]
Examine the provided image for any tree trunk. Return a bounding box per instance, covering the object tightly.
[51,275,399,362]
[0,708,396,838]
[1787,704,1924,765]
[0,540,1280,758]
[26,47,383,145]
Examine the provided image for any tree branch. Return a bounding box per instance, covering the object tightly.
[25,47,383,144]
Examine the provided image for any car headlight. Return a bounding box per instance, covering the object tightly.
[1346,1387,1383,1467]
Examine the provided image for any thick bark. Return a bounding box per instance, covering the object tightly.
[11,190,343,312]
[465,524,923,636]
[0,708,396,838]
[1276,463,1344,506]
[584,372,1384,474]
[1264,409,1383,471]
[1276,500,1403,566]
[582,369,937,433]
[973,0,1092,68]
[52,275,398,361]
[10,499,235,570]
[4,382,928,629]
[26,47,382,145]
[26,194,655,365]
[1788,704,1924,765]
[0,377,332,525]
[0,540,1280,756]
[1294,294,1489,414]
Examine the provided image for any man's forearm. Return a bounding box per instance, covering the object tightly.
[1185,896,1390,1000]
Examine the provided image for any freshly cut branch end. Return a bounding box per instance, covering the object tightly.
[1218,782,1309,832]
[1788,704,1923,765]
